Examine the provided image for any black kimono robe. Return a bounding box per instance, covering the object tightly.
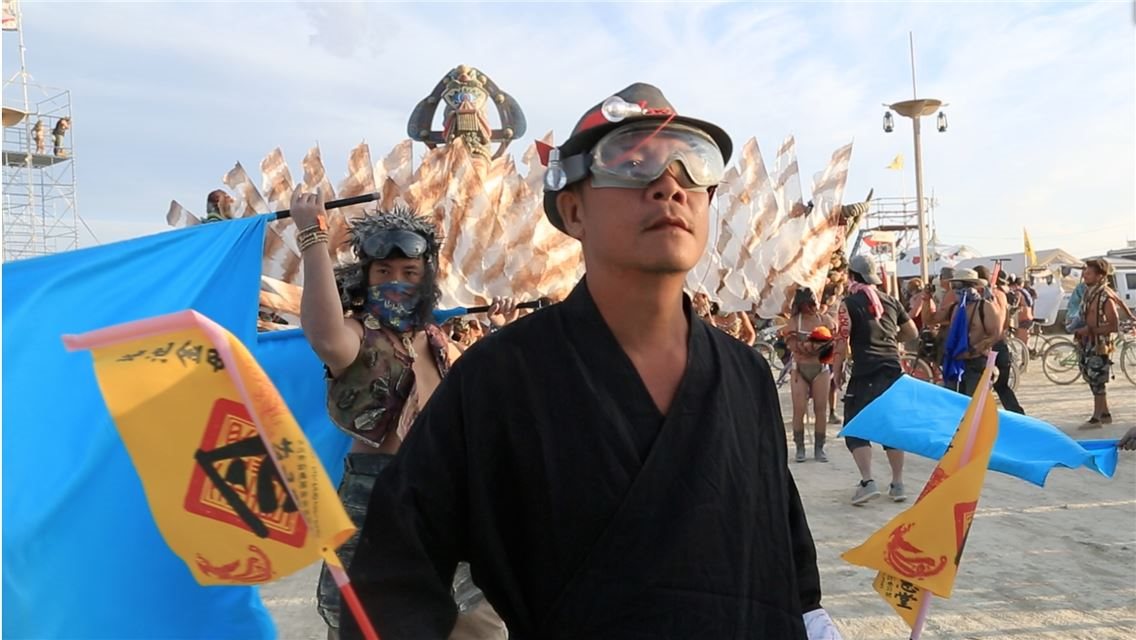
[342,280,822,640]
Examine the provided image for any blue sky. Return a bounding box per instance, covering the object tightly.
[3,1,1133,258]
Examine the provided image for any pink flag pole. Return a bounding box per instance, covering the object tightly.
[908,350,997,640]
[326,559,381,640]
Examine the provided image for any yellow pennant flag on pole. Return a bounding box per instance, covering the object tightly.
[1023,227,1038,268]
[886,154,904,170]
[62,310,355,585]
[842,353,1000,632]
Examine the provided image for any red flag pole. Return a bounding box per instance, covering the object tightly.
[908,350,997,639]
[326,557,381,640]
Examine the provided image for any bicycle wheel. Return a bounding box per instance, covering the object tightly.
[776,361,793,388]
[1120,340,1136,387]
[1041,340,1081,385]
[1007,337,1029,373]
[1006,360,1020,391]
[900,354,934,382]
[754,342,779,372]
[1026,330,1049,359]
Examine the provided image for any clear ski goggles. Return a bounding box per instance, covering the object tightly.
[591,122,725,190]
[361,229,430,260]
[551,122,726,192]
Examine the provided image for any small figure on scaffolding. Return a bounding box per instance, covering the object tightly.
[52,117,70,157]
[32,118,46,154]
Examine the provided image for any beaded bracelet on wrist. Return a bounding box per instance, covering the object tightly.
[297,228,328,252]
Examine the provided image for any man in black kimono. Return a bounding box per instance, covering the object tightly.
[342,83,840,640]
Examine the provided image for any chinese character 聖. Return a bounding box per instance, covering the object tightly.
[206,348,225,372]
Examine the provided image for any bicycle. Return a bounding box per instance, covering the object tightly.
[1041,337,1081,385]
[899,329,941,384]
[902,337,1021,392]
[1041,320,1136,386]
[1023,322,1054,359]
[753,326,788,379]
[1118,320,1136,386]
[1003,331,1030,374]
[900,352,937,382]
[774,354,794,388]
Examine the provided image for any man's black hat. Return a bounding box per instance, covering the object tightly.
[542,82,733,232]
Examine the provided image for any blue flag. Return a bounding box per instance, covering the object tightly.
[941,291,972,387]
[838,375,1117,487]
[252,328,352,480]
[3,219,277,639]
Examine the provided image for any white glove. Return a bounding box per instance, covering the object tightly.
[803,608,843,640]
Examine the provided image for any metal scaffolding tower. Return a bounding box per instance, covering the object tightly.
[2,0,80,262]
[856,194,937,255]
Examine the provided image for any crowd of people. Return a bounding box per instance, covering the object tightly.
[278,81,1130,640]
[677,237,1131,508]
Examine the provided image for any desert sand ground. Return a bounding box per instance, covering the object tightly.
[265,365,1136,639]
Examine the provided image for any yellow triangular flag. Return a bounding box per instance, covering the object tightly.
[64,310,354,585]
[1023,228,1038,268]
[886,154,904,170]
[842,358,999,627]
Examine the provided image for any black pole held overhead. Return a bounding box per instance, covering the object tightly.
[270,193,380,220]
[461,299,548,314]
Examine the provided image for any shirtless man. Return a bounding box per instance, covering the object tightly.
[974,266,1024,413]
[1008,275,1036,345]
[933,268,1004,396]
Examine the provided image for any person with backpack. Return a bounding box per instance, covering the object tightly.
[933,268,1006,397]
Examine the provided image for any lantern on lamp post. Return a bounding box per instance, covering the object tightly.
[882,97,949,283]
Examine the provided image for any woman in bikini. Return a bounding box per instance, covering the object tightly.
[717,309,757,345]
[783,287,837,463]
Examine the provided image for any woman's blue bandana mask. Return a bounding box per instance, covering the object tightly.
[366,281,421,333]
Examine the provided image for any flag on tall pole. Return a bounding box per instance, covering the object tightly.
[65,310,379,639]
[842,353,1000,631]
[1023,227,1038,268]
[886,154,904,170]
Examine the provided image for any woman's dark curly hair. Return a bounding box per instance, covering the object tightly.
[334,205,442,327]
[790,286,818,315]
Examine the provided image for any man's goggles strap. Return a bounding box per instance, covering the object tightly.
[361,229,430,260]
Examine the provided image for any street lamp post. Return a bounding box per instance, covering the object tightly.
[886,98,943,283]
[882,33,947,284]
